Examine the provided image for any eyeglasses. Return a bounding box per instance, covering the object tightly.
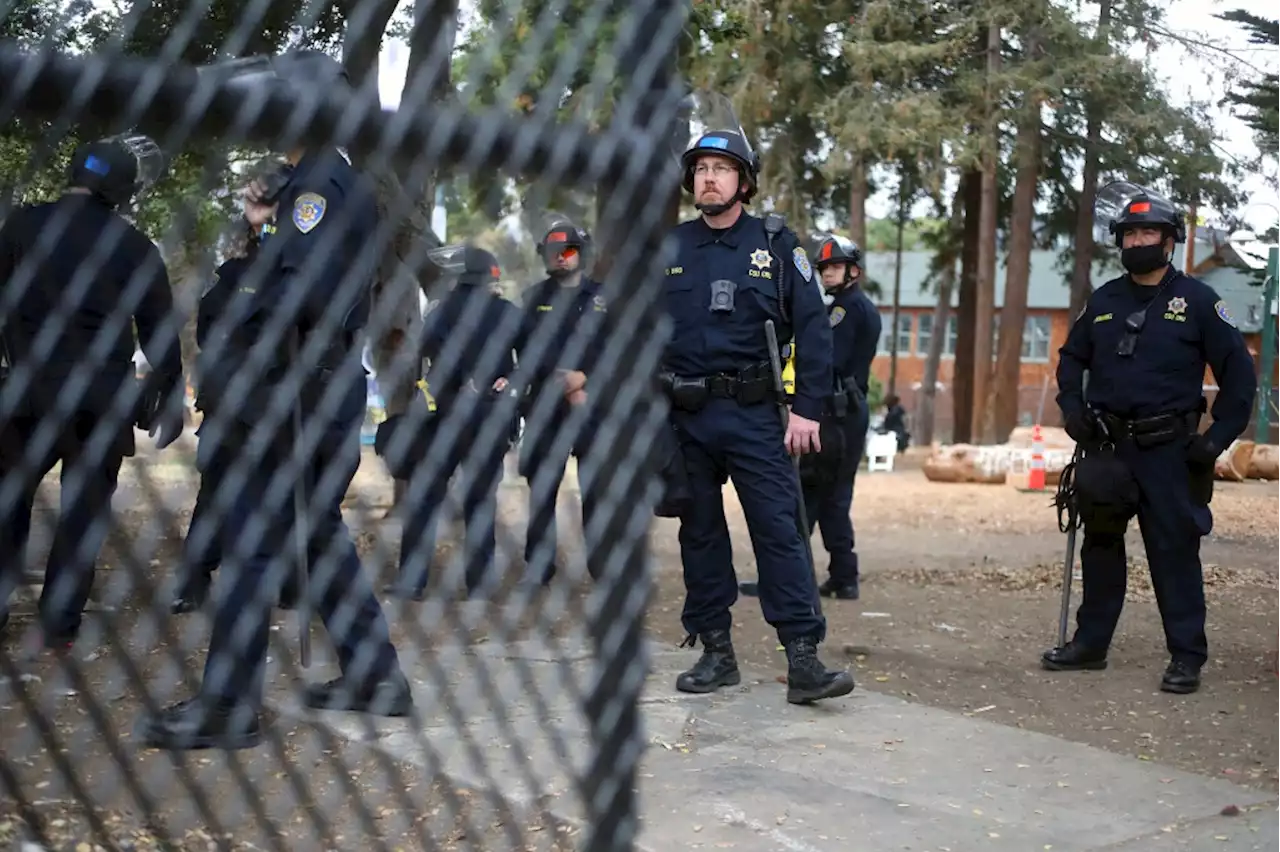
[1117,309,1146,357]
[693,163,737,177]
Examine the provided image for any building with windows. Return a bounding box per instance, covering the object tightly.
[860,240,1273,441]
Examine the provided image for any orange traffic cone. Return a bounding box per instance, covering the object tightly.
[1027,424,1047,491]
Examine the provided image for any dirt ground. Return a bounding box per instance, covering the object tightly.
[2,446,1276,847]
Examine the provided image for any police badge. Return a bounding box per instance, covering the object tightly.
[292,192,327,234]
[792,246,812,282]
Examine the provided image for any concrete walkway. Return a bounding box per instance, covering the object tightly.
[271,632,1277,852]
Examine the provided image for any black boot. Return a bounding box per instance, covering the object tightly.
[170,574,211,614]
[135,697,262,750]
[675,630,741,694]
[303,671,415,716]
[737,581,760,597]
[783,636,854,704]
[1041,641,1108,672]
[818,577,860,600]
[1160,659,1202,694]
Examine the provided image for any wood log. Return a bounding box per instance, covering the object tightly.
[1247,444,1279,481]
[1006,425,1076,451]
[924,442,1074,485]
[1213,440,1255,482]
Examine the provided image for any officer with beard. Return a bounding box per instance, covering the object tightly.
[137,50,411,750]
[514,220,608,588]
[663,105,854,705]
[0,133,183,645]
[1042,185,1255,695]
[379,245,521,600]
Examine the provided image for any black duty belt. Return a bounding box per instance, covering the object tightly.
[1100,410,1199,448]
[659,362,773,412]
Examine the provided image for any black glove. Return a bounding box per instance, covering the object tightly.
[136,380,185,450]
[1064,410,1099,446]
[1186,433,1220,467]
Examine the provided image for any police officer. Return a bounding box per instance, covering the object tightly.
[0,133,184,645]
[739,234,879,601]
[1042,185,1256,695]
[381,245,521,600]
[170,221,257,613]
[137,50,411,750]
[663,108,854,704]
[514,219,609,587]
[806,235,880,600]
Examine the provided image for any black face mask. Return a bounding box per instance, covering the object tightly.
[1121,244,1168,276]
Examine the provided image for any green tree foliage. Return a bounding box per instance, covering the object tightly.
[1216,9,1279,164]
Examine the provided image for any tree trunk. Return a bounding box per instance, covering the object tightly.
[1184,202,1198,272]
[918,188,966,446]
[971,22,1001,444]
[1068,0,1111,321]
[992,94,1043,442]
[888,176,907,396]
[849,156,868,249]
[952,168,981,444]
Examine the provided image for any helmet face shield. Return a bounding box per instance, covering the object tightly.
[1094,180,1185,247]
[671,90,752,167]
[103,133,167,193]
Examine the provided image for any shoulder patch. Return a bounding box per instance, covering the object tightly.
[1214,300,1236,328]
[829,306,846,327]
[292,192,327,234]
[792,246,812,283]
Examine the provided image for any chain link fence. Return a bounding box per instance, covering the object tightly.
[0,0,688,847]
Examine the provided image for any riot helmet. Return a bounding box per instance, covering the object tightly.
[66,133,165,209]
[537,220,592,279]
[428,244,501,288]
[813,234,863,290]
[1094,181,1186,277]
[674,91,760,214]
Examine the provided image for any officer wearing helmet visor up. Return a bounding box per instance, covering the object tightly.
[1044,182,1255,695]
[662,93,853,705]
[0,132,183,646]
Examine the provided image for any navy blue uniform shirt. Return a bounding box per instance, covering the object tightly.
[0,193,181,414]
[514,275,609,390]
[229,149,379,358]
[828,284,881,396]
[421,282,521,406]
[197,250,253,350]
[1056,266,1256,449]
[662,212,832,421]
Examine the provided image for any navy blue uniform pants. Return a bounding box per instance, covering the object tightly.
[802,409,868,586]
[397,399,510,594]
[199,382,400,708]
[673,398,825,644]
[518,398,597,583]
[179,420,231,585]
[0,413,127,637]
[1073,438,1211,666]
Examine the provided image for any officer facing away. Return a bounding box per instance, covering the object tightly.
[807,235,881,600]
[381,245,522,600]
[170,220,260,613]
[514,219,609,588]
[0,133,184,645]
[138,50,411,750]
[1043,183,1256,695]
[663,95,854,705]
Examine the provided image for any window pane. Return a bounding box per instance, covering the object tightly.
[896,314,913,354]
[916,313,934,356]
[878,311,892,354]
[945,314,958,356]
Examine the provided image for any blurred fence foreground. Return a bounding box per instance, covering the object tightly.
[0,1,687,849]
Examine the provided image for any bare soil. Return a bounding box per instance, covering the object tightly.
[3,445,1276,848]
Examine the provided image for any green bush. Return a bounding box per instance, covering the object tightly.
[866,374,884,413]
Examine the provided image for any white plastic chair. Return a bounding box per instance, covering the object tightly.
[865,431,898,473]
